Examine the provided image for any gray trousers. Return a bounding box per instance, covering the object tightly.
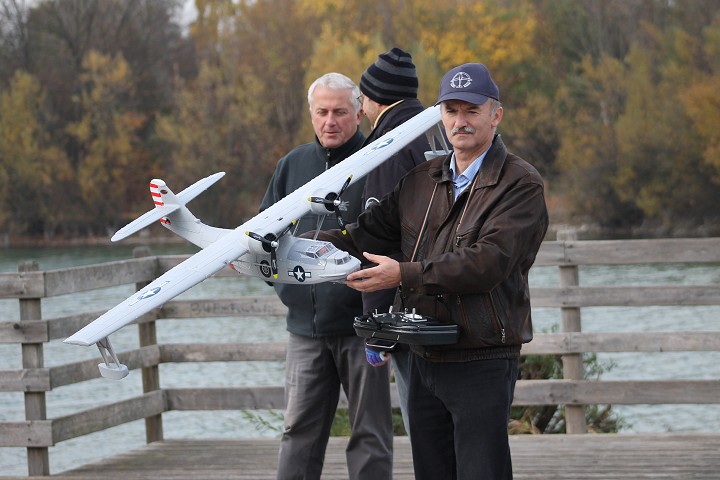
[390,344,412,437]
[276,333,393,480]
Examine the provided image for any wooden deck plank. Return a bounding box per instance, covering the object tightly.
[1,434,718,479]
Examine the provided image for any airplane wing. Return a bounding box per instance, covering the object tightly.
[242,105,442,238]
[65,228,249,346]
[64,106,442,348]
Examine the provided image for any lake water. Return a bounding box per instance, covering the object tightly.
[1,244,719,475]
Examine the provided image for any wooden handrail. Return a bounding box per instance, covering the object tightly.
[1,237,719,475]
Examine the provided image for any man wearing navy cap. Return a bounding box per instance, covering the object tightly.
[316,63,549,479]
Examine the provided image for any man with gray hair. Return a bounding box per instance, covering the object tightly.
[260,72,393,480]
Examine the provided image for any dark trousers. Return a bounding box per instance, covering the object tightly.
[407,354,519,480]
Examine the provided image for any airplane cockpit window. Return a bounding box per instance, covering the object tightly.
[286,240,339,264]
[304,243,334,259]
[334,254,352,265]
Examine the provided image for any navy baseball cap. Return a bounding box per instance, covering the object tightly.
[435,63,500,106]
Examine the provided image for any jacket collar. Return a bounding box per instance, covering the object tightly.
[430,134,508,188]
[374,98,424,133]
[313,129,365,168]
[373,99,405,129]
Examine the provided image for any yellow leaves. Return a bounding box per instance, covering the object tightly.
[0,71,71,186]
[65,118,91,143]
[75,51,134,115]
[190,0,237,56]
[155,59,264,193]
[296,0,344,16]
[683,76,720,171]
[0,70,74,231]
[0,73,38,162]
[553,53,629,219]
[304,25,372,88]
[81,50,131,88]
[65,51,145,215]
[680,21,720,173]
[418,1,537,73]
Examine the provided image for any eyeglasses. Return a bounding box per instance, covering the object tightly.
[356,94,364,104]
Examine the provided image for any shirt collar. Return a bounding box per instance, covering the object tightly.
[450,149,487,182]
[449,149,489,199]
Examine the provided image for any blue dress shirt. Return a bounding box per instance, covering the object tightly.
[449,150,488,200]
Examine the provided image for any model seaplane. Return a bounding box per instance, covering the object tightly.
[64,105,450,379]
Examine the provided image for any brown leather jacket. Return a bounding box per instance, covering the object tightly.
[319,134,548,362]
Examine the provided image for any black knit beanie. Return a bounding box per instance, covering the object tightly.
[360,47,419,105]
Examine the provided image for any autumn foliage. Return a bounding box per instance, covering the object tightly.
[0,0,719,239]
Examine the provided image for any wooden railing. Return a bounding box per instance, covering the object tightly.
[1,235,720,476]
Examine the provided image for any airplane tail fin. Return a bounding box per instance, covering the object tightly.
[149,178,185,230]
[111,172,230,246]
[150,178,180,209]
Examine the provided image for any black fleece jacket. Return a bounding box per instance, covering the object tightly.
[259,129,366,337]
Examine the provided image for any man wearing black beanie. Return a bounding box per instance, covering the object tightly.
[358,47,432,438]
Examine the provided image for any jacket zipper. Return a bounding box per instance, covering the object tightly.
[488,293,506,343]
[311,285,319,337]
[312,152,329,337]
[456,294,506,344]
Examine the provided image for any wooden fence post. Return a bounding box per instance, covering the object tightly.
[557,230,587,434]
[134,247,164,443]
[18,260,50,475]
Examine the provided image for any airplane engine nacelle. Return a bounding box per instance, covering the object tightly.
[308,188,338,215]
[247,233,276,255]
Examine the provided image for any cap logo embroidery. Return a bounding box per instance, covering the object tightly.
[450,71,472,89]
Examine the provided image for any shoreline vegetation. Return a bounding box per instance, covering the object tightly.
[3,220,720,249]
[5,189,720,249]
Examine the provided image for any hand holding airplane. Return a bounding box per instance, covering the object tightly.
[64,106,449,379]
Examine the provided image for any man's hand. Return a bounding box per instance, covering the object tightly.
[346,252,401,292]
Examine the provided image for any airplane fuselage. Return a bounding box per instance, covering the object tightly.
[230,237,360,284]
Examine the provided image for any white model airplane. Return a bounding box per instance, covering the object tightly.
[64,105,449,379]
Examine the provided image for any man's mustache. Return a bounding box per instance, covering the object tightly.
[451,126,476,135]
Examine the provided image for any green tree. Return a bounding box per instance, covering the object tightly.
[154,59,266,226]
[684,76,720,175]
[160,0,322,225]
[0,70,72,236]
[66,51,147,232]
[22,0,188,116]
[297,0,422,49]
[613,23,720,231]
[554,54,642,229]
[190,0,237,62]
[682,21,720,176]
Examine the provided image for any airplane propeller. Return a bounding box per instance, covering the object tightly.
[309,175,352,230]
[246,221,296,278]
